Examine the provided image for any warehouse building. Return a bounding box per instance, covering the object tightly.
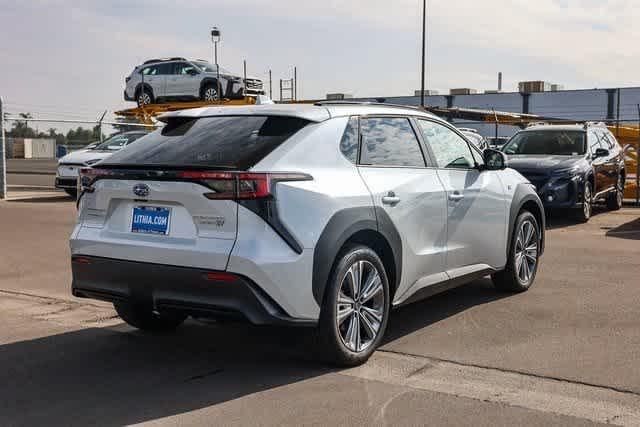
[350,85,640,138]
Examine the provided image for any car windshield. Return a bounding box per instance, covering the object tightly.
[502,130,586,155]
[194,61,232,74]
[93,133,143,151]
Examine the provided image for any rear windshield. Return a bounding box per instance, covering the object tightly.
[503,130,586,155]
[102,116,310,170]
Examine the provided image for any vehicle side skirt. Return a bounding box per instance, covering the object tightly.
[395,267,496,308]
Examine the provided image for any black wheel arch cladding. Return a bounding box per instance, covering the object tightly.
[200,78,222,96]
[135,83,153,98]
[508,183,545,257]
[312,207,402,306]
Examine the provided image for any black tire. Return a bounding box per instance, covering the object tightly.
[574,182,592,223]
[114,302,187,332]
[492,210,540,293]
[136,87,154,107]
[606,174,624,211]
[64,188,77,198]
[201,83,220,102]
[316,244,390,367]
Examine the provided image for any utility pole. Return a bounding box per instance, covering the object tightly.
[269,69,272,99]
[243,60,247,97]
[616,88,621,137]
[97,111,106,143]
[294,67,297,101]
[0,96,6,200]
[420,0,427,108]
[637,105,640,206]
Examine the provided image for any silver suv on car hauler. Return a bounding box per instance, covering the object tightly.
[71,102,545,366]
[124,57,264,107]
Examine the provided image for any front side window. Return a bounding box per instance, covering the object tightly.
[597,130,615,149]
[339,117,359,164]
[359,117,425,167]
[418,120,475,169]
[101,116,310,170]
[503,130,587,156]
[174,62,197,75]
[588,130,603,153]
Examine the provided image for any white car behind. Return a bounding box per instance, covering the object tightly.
[56,131,148,197]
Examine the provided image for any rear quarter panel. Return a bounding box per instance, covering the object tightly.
[252,117,375,250]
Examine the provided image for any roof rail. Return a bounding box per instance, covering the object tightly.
[526,121,552,128]
[584,121,607,129]
[314,100,430,114]
[142,57,186,65]
[457,127,478,133]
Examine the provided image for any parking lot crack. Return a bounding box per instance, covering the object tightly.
[185,368,225,382]
[379,349,640,398]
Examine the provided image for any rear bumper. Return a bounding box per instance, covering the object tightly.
[124,89,135,101]
[71,255,315,326]
[55,177,78,189]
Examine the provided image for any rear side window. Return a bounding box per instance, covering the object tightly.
[102,116,310,170]
[339,117,359,164]
[359,117,425,167]
[141,63,172,75]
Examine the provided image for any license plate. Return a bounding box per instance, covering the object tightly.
[131,206,171,235]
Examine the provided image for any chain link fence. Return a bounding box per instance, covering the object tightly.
[0,98,156,199]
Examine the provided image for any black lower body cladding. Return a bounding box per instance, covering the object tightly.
[71,256,314,326]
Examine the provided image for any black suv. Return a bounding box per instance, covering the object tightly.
[502,123,625,222]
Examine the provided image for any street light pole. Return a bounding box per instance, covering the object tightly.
[420,0,427,108]
[211,27,221,102]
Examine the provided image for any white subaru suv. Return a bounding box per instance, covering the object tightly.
[71,103,544,366]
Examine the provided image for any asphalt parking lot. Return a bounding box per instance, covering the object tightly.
[1,194,639,426]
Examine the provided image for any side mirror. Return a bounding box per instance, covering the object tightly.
[482,149,508,170]
[594,148,609,158]
[187,69,199,76]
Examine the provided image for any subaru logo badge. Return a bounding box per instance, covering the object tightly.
[133,184,150,198]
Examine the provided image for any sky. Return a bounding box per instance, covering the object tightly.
[0,0,639,126]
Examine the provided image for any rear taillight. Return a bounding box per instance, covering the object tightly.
[77,168,312,202]
[176,171,312,200]
[79,168,114,193]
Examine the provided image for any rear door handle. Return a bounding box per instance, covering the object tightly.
[382,191,401,205]
[448,192,464,202]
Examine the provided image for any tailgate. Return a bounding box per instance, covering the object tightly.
[74,179,236,271]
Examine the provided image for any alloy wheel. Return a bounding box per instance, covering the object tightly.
[138,92,151,106]
[336,260,385,353]
[514,220,538,284]
[204,87,219,101]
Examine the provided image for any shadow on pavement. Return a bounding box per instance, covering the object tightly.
[605,216,640,240]
[544,206,607,230]
[7,195,74,203]
[0,279,509,426]
[383,278,508,344]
